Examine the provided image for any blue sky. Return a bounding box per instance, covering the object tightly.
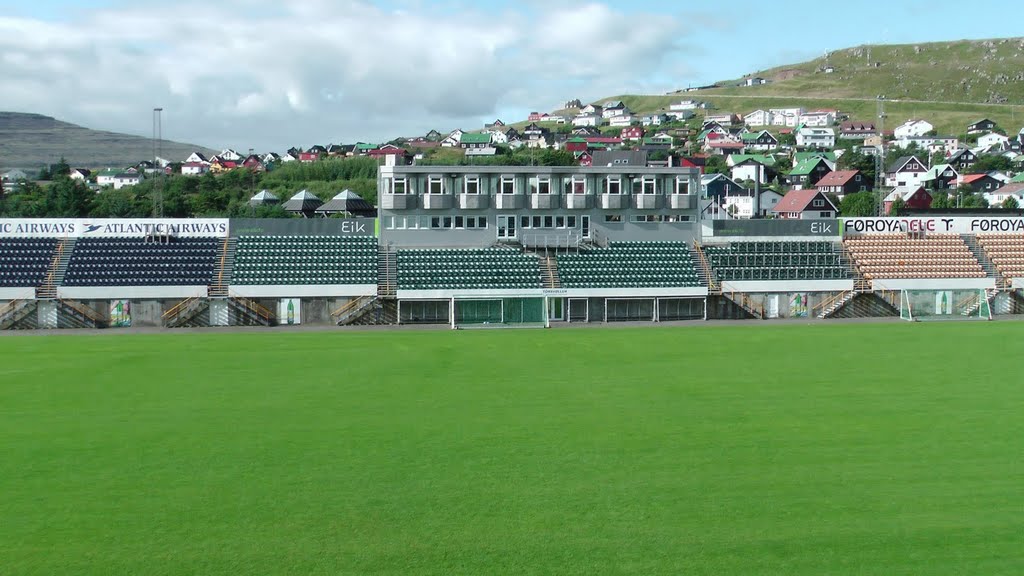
[1,0,1020,152]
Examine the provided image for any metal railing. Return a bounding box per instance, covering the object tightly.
[691,241,720,293]
[162,296,201,321]
[58,299,106,325]
[813,290,853,318]
[331,295,375,321]
[231,296,275,324]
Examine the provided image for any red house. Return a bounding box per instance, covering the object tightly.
[884,186,932,214]
[368,144,409,158]
[564,138,588,153]
[527,112,548,122]
[298,152,319,163]
[576,152,593,166]
[621,126,645,141]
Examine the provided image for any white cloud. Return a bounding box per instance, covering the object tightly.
[0,1,691,152]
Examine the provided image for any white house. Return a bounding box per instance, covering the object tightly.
[608,114,636,128]
[181,162,210,176]
[743,109,773,126]
[641,113,668,126]
[217,148,242,161]
[581,103,603,116]
[798,110,837,127]
[669,100,702,111]
[665,109,695,121]
[184,151,209,164]
[893,119,934,139]
[68,168,91,182]
[895,135,961,156]
[978,132,1010,150]
[769,107,804,127]
[795,127,836,149]
[440,129,464,147]
[485,129,509,144]
[112,173,143,189]
[572,114,602,127]
[723,189,782,218]
[601,101,629,118]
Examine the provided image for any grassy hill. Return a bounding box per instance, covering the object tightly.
[585,38,1024,137]
[0,112,216,173]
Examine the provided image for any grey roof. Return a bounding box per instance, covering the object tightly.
[315,189,376,216]
[591,150,648,167]
[886,155,920,174]
[249,190,280,206]
[283,190,323,212]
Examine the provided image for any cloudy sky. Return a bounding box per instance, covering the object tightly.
[1,0,1020,152]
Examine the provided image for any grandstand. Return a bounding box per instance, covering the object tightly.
[703,241,848,281]
[5,191,1024,330]
[975,233,1024,282]
[0,238,58,289]
[844,233,985,279]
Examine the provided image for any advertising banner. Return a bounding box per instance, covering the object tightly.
[841,217,1024,235]
[789,293,808,317]
[711,219,839,237]
[109,300,132,327]
[0,219,229,238]
[279,298,301,325]
[230,218,377,237]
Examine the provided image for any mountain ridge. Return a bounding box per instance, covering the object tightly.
[0,112,216,173]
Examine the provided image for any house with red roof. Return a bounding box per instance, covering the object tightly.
[884,186,932,214]
[815,170,870,196]
[621,126,645,141]
[957,173,1002,193]
[773,189,838,219]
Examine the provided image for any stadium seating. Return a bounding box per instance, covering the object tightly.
[63,237,220,286]
[975,234,1024,278]
[704,241,849,281]
[844,234,985,279]
[398,247,543,290]
[232,235,377,285]
[556,241,701,288]
[0,239,58,287]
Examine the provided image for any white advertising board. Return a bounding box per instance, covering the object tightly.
[0,218,229,238]
[841,217,1024,235]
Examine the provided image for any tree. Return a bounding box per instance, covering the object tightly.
[837,151,876,184]
[889,196,906,216]
[839,191,878,217]
[1002,196,1019,210]
[931,190,951,210]
[968,154,1012,174]
[47,178,93,216]
[704,155,728,175]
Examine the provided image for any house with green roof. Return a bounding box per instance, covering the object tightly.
[728,154,778,184]
[793,150,837,165]
[739,130,779,151]
[785,157,833,190]
[459,132,493,149]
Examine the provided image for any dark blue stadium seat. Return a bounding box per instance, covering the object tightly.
[0,239,59,287]
[63,237,220,286]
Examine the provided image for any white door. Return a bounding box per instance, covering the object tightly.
[766,294,780,319]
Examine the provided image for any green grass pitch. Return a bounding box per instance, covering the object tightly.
[1,322,1022,575]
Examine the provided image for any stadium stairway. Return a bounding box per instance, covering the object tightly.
[228,296,276,326]
[378,244,397,298]
[829,292,899,319]
[0,300,39,330]
[163,296,211,328]
[541,254,561,289]
[690,241,719,292]
[209,237,236,298]
[36,237,75,300]
[960,287,1001,317]
[57,299,107,329]
[815,290,858,319]
[958,233,999,284]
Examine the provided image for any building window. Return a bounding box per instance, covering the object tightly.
[392,178,407,195]
[385,216,395,230]
[430,217,442,229]
[606,177,621,195]
[820,211,831,217]
[675,178,690,195]
[455,216,465,229]
[533,216,542,228]
[567,216,577,228]
[500,176,515,195]
[443,216,452,228]
[604,214,622,222]
[531,176,551,195]
[477,217,487,229]
[428,176,444,195]
[464,176,479,195]
[565,176,586,194]
[544,216,554,228]
[812,199,824,207]
[633,176,657,195]
[396,217,406,230]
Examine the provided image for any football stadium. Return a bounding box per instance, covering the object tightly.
[2,164,1024,574]
[2,162,1023,330]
